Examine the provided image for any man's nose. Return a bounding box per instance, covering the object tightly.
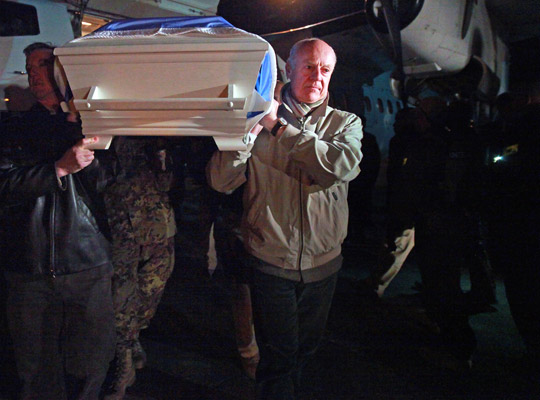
[310,67,323,80]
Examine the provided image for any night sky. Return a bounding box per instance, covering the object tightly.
[217,0,364,35]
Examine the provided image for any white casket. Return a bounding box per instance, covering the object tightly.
[54,16,276,150]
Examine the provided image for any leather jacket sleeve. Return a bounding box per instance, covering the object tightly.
[0,161,59,205]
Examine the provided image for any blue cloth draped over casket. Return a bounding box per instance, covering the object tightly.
[54,16,277,150]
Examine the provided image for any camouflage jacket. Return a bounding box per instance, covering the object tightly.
[104,137,176,244]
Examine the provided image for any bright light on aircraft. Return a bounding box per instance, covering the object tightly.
[493,155,504,163]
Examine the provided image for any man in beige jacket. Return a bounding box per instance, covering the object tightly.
[207,38,363,400]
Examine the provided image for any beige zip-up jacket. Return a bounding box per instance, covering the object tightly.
[207,96,363,280]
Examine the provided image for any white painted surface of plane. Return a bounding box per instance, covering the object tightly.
[364,0,510,101]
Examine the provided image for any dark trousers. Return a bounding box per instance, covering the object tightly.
[5,265,116,400]
[251,267,338,400]
[489,217,540,356]
[416,213,477,361]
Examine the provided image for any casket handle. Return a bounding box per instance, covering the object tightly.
[74,98,246,111]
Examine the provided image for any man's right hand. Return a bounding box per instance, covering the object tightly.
[55,137,97,178]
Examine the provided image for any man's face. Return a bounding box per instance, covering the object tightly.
[26,49,56,101]
[286,41,336,104]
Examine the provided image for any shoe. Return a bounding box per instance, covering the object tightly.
[104,348,136,400]
[240,354,259,380]
[132,339,147,369]
[419,346,472,374]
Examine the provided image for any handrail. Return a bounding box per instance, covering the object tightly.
[74,97,246,111]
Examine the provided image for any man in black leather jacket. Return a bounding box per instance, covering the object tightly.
[0,42,115,400]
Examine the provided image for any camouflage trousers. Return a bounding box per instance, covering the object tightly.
[111,236,175,345]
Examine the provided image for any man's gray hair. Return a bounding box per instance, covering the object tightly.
[287,38,337,69]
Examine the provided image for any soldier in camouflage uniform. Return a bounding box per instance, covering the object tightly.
[103,137,176,399]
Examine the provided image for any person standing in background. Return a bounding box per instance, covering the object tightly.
[103,137,177,399]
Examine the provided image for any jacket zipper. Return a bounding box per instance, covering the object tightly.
[298,169,304,274]
[297,116,307,274]
[49,191,56,278]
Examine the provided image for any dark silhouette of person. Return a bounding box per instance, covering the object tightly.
[345,120,381,262]
[481,92,540,372]
[386,98,488,371]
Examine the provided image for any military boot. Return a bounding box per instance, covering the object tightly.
[132,339,147,369]
[104,348,136,400]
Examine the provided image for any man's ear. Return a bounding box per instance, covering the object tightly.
[285,62,292,80]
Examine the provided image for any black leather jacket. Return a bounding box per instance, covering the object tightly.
[0,105,112,277]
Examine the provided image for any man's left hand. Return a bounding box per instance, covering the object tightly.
[259,99,280,133]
